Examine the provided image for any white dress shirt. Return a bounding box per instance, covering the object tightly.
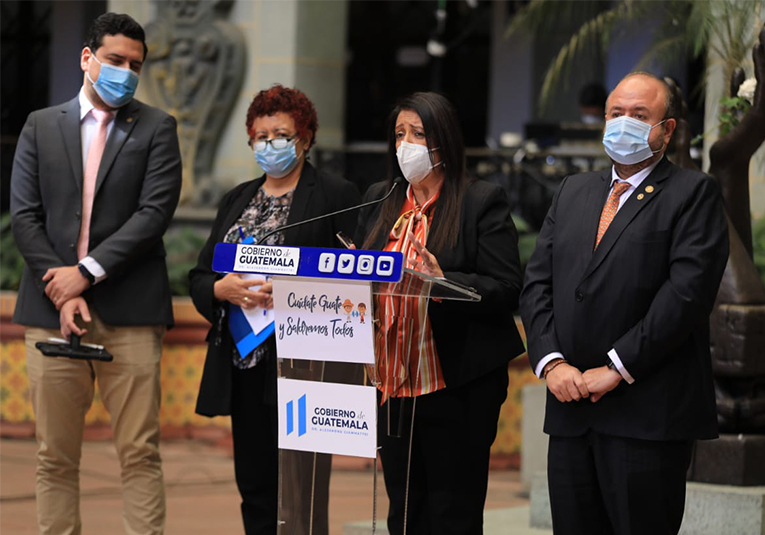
[77,88,115,284]
[534,157,663,383]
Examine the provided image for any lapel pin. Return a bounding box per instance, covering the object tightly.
[637,193,645,200]
[126,117,134,123]
[645,185,654,193]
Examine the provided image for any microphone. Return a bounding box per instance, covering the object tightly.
[256,177,405,245]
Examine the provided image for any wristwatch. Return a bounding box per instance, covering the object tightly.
[77,263,96,285]
[606,360,616,371]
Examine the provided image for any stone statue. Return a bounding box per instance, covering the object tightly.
[670,25,765,486]
[143,0,246,206]
[707,25,765,435]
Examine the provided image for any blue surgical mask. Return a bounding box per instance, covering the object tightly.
[86,53,139,108]
[254,139,302,178]
[602,116,665,165]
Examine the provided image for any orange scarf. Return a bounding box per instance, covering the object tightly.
[372,186,447,403]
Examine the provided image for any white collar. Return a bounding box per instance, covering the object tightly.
[609,156,663,189]
[78,87,115,122]
[79,87,95,121]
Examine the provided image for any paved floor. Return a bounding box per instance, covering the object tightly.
[1,438,534,534]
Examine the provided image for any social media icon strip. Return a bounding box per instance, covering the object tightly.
[337,254,356,274]
[376,256,395,277]
[318,253,336,273]
[357,255,374,275]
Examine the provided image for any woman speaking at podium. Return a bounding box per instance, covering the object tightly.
[355,92,526,535]
[189,85,360,535]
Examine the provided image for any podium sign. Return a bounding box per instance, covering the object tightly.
[213,243,404,282]
[277,378,377,458]
[211,244,482,531]
[273,278,374,364]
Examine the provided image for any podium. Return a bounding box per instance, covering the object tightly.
[213,243,480,534]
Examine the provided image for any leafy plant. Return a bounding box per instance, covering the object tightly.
[164,226,207,297]
[753,217,765,286]
[0,213,24,291]
[717,95,752,137]
[506,0,764,113]
[691,94,753,145]
[512,214,539,274]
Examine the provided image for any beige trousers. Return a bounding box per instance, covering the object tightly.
[25,311,166,535]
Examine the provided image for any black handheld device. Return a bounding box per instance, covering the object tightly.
[36,335,114,362]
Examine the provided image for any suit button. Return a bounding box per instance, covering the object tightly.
[575,290,584,302]
[69,243,75,250]
[75,211,81,219]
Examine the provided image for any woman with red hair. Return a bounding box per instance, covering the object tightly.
[189,85,360,534]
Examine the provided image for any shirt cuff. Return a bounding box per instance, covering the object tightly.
[608,348,635,384]
[535,352,565,379]
[79,256,107,284]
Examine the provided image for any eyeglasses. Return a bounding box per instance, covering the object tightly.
[248,136,297,152]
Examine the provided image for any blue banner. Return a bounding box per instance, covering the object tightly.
[213,244,404,283]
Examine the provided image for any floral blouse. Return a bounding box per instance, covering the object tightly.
[223,187,294,369]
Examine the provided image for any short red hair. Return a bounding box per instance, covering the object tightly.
[245,85,319,149]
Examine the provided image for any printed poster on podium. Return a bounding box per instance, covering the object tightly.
[212,242,479,534]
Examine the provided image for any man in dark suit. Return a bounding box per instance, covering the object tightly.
[520,72,729,535]
[10,13,181,535]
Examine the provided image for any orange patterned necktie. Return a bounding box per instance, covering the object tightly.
[594,181,631,250]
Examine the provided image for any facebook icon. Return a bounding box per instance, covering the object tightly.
[318,253,336,273]
[286,394,307,437]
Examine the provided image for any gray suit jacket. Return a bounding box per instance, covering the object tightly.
[10,96,182,328]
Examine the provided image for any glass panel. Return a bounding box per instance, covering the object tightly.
[277,358,369,534]
[371,279,436,535]
[372,268,480,301]
[274,267,473,534]
[277,448,331,535]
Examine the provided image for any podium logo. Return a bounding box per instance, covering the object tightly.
[286,394,307,437]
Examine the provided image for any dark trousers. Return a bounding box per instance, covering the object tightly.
[231,360,332,535]
[231,361,279,535]
[378,366,509,535]
[547,431,694,535]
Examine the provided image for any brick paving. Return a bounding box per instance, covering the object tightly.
[1,438,530,534]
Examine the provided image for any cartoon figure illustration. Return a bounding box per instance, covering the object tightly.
[357,303,367,324]
[342,298,354,323]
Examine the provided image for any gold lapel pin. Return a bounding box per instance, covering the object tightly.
[126,117,134,123]
[637,193,645,200]
[645,185,654,193]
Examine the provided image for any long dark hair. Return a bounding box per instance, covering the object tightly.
[363,92,471,254]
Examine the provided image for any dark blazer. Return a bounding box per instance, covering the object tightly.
[355,179,526,389]
[10,96,182,328]
[190,162,361,416]
[520,157,729,441]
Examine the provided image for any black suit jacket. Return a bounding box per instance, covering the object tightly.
[190,162,361,416]
[355,179,526,389]
[520,157,729,441]
[10,96,182,328]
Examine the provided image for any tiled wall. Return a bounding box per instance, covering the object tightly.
[0,294,537,461]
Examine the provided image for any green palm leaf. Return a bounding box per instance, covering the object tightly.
[507,0,765,112]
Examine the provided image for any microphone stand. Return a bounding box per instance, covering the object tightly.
[256,177,404,245]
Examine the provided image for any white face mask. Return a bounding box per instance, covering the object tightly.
[396,141,442,184]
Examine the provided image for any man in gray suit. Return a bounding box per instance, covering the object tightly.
[10,13,181,535]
